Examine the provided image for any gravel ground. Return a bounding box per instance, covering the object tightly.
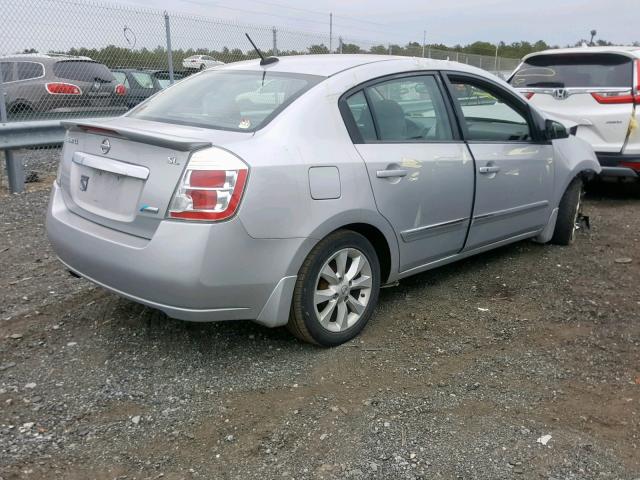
[0,153,639,479]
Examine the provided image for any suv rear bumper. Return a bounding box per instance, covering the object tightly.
[46,182,305,327]
[596,152,640,178]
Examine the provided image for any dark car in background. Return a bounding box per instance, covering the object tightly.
[0,54,127,120]
[111,68,186,108]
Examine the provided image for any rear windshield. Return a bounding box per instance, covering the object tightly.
[129,70,323,132]
[510,53,633,88]
[53,61,115,83]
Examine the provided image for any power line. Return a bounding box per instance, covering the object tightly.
[182,0,409,39]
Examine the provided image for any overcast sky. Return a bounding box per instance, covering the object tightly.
[116,0,638,47]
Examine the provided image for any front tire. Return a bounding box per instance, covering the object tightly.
[200,63,206,70]
[287,230,381,347]
[551,178,583,245]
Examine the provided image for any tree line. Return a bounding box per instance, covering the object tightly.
[21,37,638,70]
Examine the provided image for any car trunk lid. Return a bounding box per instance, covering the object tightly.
[58,117,252,239]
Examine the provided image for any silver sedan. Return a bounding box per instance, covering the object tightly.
[46,55,600,346]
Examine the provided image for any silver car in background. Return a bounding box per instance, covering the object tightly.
[46,55,600,346]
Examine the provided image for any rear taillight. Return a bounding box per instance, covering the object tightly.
[634,59,640,104]
[522,91,535,100]
[591,91,634,104]
[620,161,640,172]
[46,82,81,95]
[115,84,127,96]
[168,148,248,221]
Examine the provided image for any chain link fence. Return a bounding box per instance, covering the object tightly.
[0,0,520,125]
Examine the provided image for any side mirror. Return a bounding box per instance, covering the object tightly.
[545,119,569,140]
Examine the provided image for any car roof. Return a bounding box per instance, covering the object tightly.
[522,46,640,61]
[0,53,95,62]
[217,54,482,78]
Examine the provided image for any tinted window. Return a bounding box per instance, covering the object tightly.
[510,53,633,88]
[451,80,531,142]
[112,71,129,88]
[17,62,43,80]
[346,91,376,142]
[0,62,15,82]
[131,72,154,89]
[365,75,453,141]
[53,61,115,83]
[130,70,322,131]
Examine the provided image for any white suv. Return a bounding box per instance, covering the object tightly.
[509,47,639,180]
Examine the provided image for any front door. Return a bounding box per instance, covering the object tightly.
[446,74,554,251]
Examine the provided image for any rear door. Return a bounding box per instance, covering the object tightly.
[341,73,475,272]
[509,53,635,153]
[445,73,554,251]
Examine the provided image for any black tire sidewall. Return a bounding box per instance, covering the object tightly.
[298,232,380,347]
[552,178,582,245]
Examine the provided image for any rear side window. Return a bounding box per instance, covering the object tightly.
[130,70,323,132]
[510,53,633,88]
[17,62,43,80]
[0,62,15,82]
[112,71,129,88]
[344,75,454,142]
[131,72,154,89]
[53,61,115,83]
[346,91,377,142]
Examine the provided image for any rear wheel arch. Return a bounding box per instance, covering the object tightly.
[295,217,398,285]
[8,100,34,114]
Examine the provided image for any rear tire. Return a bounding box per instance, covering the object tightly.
[200,63,206,70]
[551,178,583,246]
[287,230,381,347]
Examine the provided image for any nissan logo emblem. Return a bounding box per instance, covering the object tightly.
[100,138,111,154]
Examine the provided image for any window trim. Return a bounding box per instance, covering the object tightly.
[1,61,44,84]
[441,71,546,144]
[338,70,463,144]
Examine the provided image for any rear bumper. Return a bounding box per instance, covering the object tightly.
[46,182,305,326]
[596,152,640,178]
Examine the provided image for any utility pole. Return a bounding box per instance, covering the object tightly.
[272,27,278,55]
[329,13,333,52]
[422,30,426,57]
[494,44,499,72]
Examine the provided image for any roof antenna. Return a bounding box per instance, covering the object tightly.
[245,33,279,66]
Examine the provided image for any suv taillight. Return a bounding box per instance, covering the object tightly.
[591,90,634,104]
[115,84,127,96]
[168,148,248,221]
[634,59,640,104]
[46,82,82,95]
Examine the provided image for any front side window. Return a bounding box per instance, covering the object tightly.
[17,62,43,80]
[450,80,531,142]
[130,70,323,132]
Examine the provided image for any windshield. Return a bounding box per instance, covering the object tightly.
[129,70,324,131]
[510,53,633,88]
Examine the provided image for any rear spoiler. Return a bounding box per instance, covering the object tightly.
[61,120,212,152]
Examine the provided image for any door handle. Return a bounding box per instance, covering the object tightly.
[479,165,501,174]
[376,169,408,178]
